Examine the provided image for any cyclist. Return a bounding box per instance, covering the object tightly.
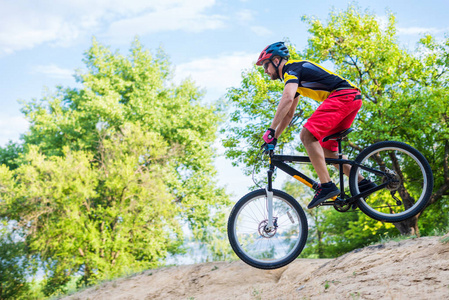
[257,41,374,209]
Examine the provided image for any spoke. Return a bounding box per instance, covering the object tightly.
[239,212,262,224]
[247,201,265,223]
[355,145,429,220]
[236,225,259,232]
[254,198,266,220]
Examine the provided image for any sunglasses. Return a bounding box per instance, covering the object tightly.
[263,61,271,70]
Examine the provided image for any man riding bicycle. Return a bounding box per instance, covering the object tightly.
[257,41,374,209]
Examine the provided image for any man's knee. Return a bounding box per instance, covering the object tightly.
[300,127,317,145]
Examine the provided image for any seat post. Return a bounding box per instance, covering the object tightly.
[337,138,345,196]
[337,138,343,159]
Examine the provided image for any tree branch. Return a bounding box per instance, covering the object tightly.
[348,141,363,152]
[348,55,363,79]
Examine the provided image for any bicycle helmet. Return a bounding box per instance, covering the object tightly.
[256,42,289,66]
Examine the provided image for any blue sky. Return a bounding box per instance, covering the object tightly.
[1,0,448,198]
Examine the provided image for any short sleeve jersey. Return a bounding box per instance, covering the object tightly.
[282,60,358,102]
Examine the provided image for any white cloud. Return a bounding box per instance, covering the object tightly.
[0,5,68,54]
[374,15,391,31]
[398,27,445,35]
[235,9,255,23]
[32,64,74,79]
[0,115,28,146]
[374,15,446,37]
[105,2,226,38]
[250,26,273,37]
[0,0,224,55]
[174,52,258,101]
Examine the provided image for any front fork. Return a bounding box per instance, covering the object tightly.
[266,163,275,230]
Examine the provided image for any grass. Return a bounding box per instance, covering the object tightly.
[364,228,449,252]
[440,235,449,244]
[376,233,418,245]
[323,280,340,290]
[211,265,219,271]
[360,232,419,250]
[432,226,449,244]
[251,287,263,300]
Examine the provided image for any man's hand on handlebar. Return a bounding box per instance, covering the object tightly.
[261,138,277,154]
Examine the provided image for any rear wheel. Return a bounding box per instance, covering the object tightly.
[349,141,433,222]
[227,189,308,269]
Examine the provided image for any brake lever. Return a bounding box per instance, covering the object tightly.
[261,143,275,155]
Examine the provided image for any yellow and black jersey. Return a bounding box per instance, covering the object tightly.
[282,60,358,102]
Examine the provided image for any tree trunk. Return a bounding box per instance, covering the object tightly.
[317,229,324,258]
[394,215,419,236]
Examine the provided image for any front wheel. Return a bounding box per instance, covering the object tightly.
[227,189,308,269]
[349,141,434,222]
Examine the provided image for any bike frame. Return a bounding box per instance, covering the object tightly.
[264,141,389,229]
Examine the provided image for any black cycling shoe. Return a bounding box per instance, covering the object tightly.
[358,178,377,194]
[351,179,377,210]
[308,182,340,209]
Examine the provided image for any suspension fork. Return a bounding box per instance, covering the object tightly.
[266,160,275,230]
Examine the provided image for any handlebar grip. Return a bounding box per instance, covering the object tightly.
[261,143,275,155]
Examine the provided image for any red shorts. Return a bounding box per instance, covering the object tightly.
[304,89,362,152]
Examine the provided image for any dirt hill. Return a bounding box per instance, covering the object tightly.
[64,236,449,299]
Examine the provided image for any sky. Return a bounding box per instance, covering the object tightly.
[1,0,448,200]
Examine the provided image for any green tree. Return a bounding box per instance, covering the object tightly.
[222,4,448,240]
[301,5,449,235]
[0,38,230,295]
[0,221,34,299]
[0,141,23,171]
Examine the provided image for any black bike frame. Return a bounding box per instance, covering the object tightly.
[266,152,388,205]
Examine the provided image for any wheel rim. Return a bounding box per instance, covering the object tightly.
[232,194,303,264]
[356,146,428,219]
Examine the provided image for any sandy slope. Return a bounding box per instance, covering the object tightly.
[64,236,449,299]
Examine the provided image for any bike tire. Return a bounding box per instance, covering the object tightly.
[227,189,308,270]
[349,141,433,222]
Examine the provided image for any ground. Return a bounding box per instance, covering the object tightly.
[64,235,449,299]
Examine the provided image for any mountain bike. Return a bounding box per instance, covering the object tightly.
[227,128,434,269]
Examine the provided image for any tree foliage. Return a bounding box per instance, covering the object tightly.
[0,221,34,299]
[301,5,449,234]
[0,38,229,294]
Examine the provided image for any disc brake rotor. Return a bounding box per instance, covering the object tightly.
[258,218,277,238]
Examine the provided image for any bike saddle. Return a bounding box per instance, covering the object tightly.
[322,128,354,142]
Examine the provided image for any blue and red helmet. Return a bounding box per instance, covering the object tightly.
[256,42,289,66]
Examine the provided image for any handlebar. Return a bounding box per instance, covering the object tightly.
[261,143,275,156]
